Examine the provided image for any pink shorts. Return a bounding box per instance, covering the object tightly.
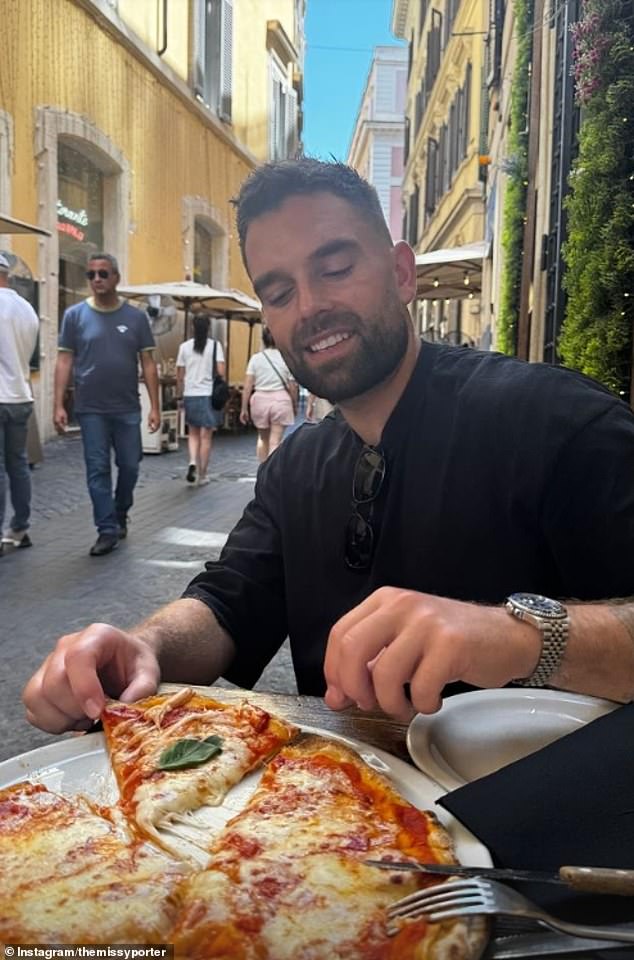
[249,389,295,428]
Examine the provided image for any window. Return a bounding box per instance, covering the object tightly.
[194,219,214,286]
[488,0,506,87]
[193,0,233,121]
[424,137,438,224]
[269,55,298,161]
[57,140,104,318]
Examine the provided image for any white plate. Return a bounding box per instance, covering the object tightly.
[0,725,492,867]
[407,688,618,792]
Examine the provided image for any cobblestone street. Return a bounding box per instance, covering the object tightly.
[0,428,296,763]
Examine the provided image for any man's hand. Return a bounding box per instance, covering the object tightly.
[53,405,68,434]
[22,623,161,733]
[148,408,161,432]
[324,587,541,721]
[239,410,249,426]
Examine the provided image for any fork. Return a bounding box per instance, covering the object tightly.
[387,877,634,943]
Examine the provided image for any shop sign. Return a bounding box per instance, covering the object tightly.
[56,200,89,241]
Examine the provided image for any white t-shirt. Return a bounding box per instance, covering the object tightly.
[246,348,293,391]
[0,287,39,403]
[176,338,225,396]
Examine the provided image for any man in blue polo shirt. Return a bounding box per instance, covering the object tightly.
[54,253,160,556]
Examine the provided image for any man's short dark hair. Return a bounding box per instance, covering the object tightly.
[88,252,119,275]
[235,158,393,260]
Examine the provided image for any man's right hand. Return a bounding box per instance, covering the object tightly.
[53,405,68,434]
[22,623,161,733]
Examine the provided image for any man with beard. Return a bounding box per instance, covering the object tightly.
[23,159,634,733]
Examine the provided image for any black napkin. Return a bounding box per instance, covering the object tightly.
[438,701,634,925]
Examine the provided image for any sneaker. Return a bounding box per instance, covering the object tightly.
[197,476,210,486]
[117,513,128,539]
[89,533,119,557]
[2,529,32,548]
[186,463,197,484]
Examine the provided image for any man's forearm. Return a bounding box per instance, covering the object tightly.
[551,600,634,702]
[54,354,73,406]
[133,597,235,685]
[142,355,160,409]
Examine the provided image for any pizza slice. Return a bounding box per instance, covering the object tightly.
[0,781,188,944]
[101,687,299,856]
[170,734,488,960]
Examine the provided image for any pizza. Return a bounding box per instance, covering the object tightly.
[101,687,299,854]
[0,691,488,959]
[171,734,487,959]
[0,781,188,944]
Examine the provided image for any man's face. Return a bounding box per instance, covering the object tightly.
[86,259,119,297]
[245,193,416,402]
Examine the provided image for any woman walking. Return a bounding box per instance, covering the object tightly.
[240,327,297,462]
[176,314,225,485]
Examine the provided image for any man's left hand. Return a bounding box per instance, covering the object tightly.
[148,408,161,433]
[323,587,541,721]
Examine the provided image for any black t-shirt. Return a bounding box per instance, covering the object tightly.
[184,342,634,695]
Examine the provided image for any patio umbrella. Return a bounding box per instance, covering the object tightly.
[0,214,51,237]
[118,280,262,375]
[117,280,260,339]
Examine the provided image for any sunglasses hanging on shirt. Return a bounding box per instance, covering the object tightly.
[344,445,386,570]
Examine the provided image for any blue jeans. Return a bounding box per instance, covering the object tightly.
[77,412,142,535]
[0,401,33,532]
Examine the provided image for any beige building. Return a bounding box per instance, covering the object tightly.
[0,0,305,441]
[392,0,488,346]
[347,46,408,241]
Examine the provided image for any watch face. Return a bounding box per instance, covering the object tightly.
[509,593,566,619]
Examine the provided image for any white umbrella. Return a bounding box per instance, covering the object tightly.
[415,241,489,300]
[118,280,260,317]
[118,280,262,367]
[0,214,51,237]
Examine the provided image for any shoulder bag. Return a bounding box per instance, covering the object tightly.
[211,340,230,411]
[263,351,298,415]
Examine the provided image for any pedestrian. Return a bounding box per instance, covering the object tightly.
[53,253,160,557]
[24,158,634,733]
[239,326,297,461]
[176,313,225,486]
[0,253,39,556]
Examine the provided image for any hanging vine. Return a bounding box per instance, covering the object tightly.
[560,0,634,398]
[496,0,534,355]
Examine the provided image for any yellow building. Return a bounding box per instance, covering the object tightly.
[392,0,488,346]
[0,0,304,440]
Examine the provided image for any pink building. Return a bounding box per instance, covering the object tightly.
[347,45,408,241]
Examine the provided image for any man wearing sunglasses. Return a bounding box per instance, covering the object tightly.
[24,159,634,733]
[53,253,160,557]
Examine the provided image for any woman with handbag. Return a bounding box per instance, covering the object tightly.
[176,313,225,485]
[240,326,297,462]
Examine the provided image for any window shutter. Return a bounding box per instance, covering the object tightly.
[193,0,206,98]
[219,0,233,120]
[285,86,298,157]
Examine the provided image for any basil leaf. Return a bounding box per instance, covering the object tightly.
[157,735,224,771]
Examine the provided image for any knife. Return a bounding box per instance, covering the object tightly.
[491,928,634,957]
[363,861,634,895]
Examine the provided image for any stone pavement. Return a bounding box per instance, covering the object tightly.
[0,428,297,764]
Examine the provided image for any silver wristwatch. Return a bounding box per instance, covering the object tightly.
[505,592,570,687]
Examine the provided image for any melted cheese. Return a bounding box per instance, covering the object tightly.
[170,735,485,960]
[0,782,189,944]
[101,691,298,856]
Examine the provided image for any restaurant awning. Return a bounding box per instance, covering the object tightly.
[0,214,51,237]
[415,240,489,300]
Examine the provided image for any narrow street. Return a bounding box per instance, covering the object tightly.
[0,429,296,763]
